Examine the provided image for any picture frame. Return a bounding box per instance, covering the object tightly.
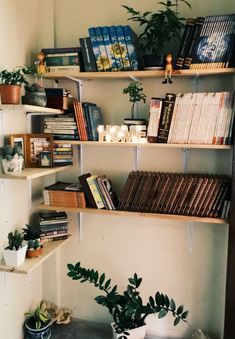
[9,134,27,161]
[25,133,53,168]
[39,151,52,168]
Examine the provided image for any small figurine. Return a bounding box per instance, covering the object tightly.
[162,53,173,84]
[35,52,47,86]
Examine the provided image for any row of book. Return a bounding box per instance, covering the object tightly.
[44,114,78,141]
[78,173,119,210]
[43,182,86,208]
[53,143,73,167]
[85,25,140,72]
[147,92,235,145]
[175,14,235,69]
[39,211,69,242]
[118,171,231,218]
[41,47,81,73]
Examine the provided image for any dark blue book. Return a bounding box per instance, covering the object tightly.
[88,105,103,141]
[101,26,118,71]
[41,47,80,55]
[88,27,104,71]
[108,26,124,70]
[115,25,131,71]
[95,27,111,71]
[82,102,97,140]
[123,25,141,71]
[79,37,97,72]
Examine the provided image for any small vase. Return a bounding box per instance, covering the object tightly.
[111,323,147,339]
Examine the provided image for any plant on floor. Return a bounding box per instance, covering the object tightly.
[67,262,188,339]
[123,81,146,119]
[25,300,52,330]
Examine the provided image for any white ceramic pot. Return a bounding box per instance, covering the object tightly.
[145,314,187,338]
[111,323,147,339]
[2,157,23,174]
[3,244,27,267]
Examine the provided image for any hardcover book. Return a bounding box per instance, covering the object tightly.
[123,25,140,71]
[147,98,164,143]
[95,26,111,71]
[88,27,104,71]
[115,25,131,71]
[108,26,124,70]
[79,37,97,72]
[156,93,176,143]
[101,26,119,71]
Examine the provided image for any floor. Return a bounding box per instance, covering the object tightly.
[51,319,112,339]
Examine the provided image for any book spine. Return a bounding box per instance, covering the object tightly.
[86,176,105,209]
[156,93,176,143]
[108,26,124,70]
[48,65,80,72]
[147,98,163,143]
[88,106,103,141]
[79,37,97,72]
[95,26,111,71]
[123,25,140,71]
[101,26,118,71]
[45,55,80,67]
[42,47,79,54]
[115,25,131,71]
[82,103,95,141]
[88,27,104,71]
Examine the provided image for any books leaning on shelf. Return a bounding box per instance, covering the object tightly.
[39,211,69,242]
[118,171,231,219]
[147,91,235,145]
[41,47,82,72]
[85,25,141,72]
[175,13,235,69]
[78,173,119,209]
[43,181,86,208]
[53,143,73,166]
[44,114,79,141]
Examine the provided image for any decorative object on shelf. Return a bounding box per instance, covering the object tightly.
[98,125,147,143]
[122,0,191,68]
[26,240,43,258]
[3,230,27,267]
[9,133,27,160]
[35,51,48,87]
[0,144,24,174]
[24,300,52,339]
[67,262,188,339]
[22,83,47,107]
[25,133,53,168]
[39,151,52,168]
[162,53,173,84]
[22,224,43,259]
[0,66,33,104]
[123,81,146,121]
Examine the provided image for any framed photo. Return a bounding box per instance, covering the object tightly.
[39,151,52,168]
[25,133,53,168]
[9,134,27,160]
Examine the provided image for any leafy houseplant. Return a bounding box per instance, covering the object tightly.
[67,262,188,339]
[22,224,43,258]
[24,300,52,339]
[122,0,191,67]
[123,81,146,120]
[0,66,32,104]
[0,145,24,174]
[3,230,27,267]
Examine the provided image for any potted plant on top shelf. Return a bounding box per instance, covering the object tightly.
[67,262,188,339]
[122,0,191,68]
[0,66,33,104]
[123,80,146,126]
[3,230,27,267]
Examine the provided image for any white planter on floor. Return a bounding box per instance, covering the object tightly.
[111,323,147,339]
[145,314,187,338]
[3,244,27,267]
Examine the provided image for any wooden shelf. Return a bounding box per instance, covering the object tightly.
[0,165,72,180]
[38,204,227,225]
[53,140,232,150]
[0,236,71,274]
[0,104,62,114]
[43,68,235,80]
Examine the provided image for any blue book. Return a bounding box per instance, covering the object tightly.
[115,25,132,71]
[95,26,111,71]
[88,27,104,71]
[108,26,124,71]
[123,25,141,71]
[82,102,97,141]
[101,26,118,71]
[88,105,103,141]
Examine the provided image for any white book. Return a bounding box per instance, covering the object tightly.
[215,92,229,144]
[167,94,181,143]
[204,92,222,144]
[147,98,163,141]
[188,92,205,143]
[169,94,184,143]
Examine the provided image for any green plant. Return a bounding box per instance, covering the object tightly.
[67,262,188,338]
[0,144,23,161]
[123,81,146,119]
[7,230,24,250]
[25,300,51,330]
[122,0,191,56]
[22,224,41,241]
[27,239,41,250]
[0,66,33,86]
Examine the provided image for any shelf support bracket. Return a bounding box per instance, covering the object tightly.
[134,146,141,171]
[182,148,191,173]
[187,222,194,254]
[129,75,139,82]
[65,76,83,102]
[193,73,200,93]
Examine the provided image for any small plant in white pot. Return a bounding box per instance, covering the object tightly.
[0,144,24,174]
[3,230,27,267]
[67,262,188,339]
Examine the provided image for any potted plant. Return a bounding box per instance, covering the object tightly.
[123,81,146,125]
[3,230,27,267]
[22,83,47,107]
[67,262,188,339]
[122,0,191,68]
[0,144,24,174]
[24,300,52,339]
[0,66,32,104]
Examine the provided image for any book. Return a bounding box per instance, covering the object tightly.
[95,26,111,71]
[73,100,88,141]
[82,102,96,140]
[115,25,131,71]
[108,26,124,70]
[48,65,80,72]
[101,26,119,71]
[87,105,103,141]
[147,98,164,143]
[123,25,140,71]
[86,175,105,209]
[78,173,97,208]
[156,93,177,143]
[41,47,80,54]
[45,52,80,67]
[88,27,104,71]
[39,211,67,220]
[79,37,97,72]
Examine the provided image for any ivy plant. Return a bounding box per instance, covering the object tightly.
[0,66,33,86]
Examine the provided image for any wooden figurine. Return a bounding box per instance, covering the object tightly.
[162,53,173,84]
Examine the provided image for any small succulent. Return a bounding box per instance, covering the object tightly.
[27,239,41,250]
[0,144,23,161]
[7,230,24,250]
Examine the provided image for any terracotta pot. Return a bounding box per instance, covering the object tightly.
[26,246,43,259]
[0,84,21,104]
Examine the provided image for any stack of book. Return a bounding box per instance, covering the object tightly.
[73,101,103,141]
[175,14,235,69]
[53,143,73,167]
[45,88,75,111]
[147,92,235,145]
[41,47,81,72]
[44,114,79,141]
[80,25,141,72]
[118,171,231,219]
[39,211,69,242]
[43,181,86,208]
[78,173,119,209]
